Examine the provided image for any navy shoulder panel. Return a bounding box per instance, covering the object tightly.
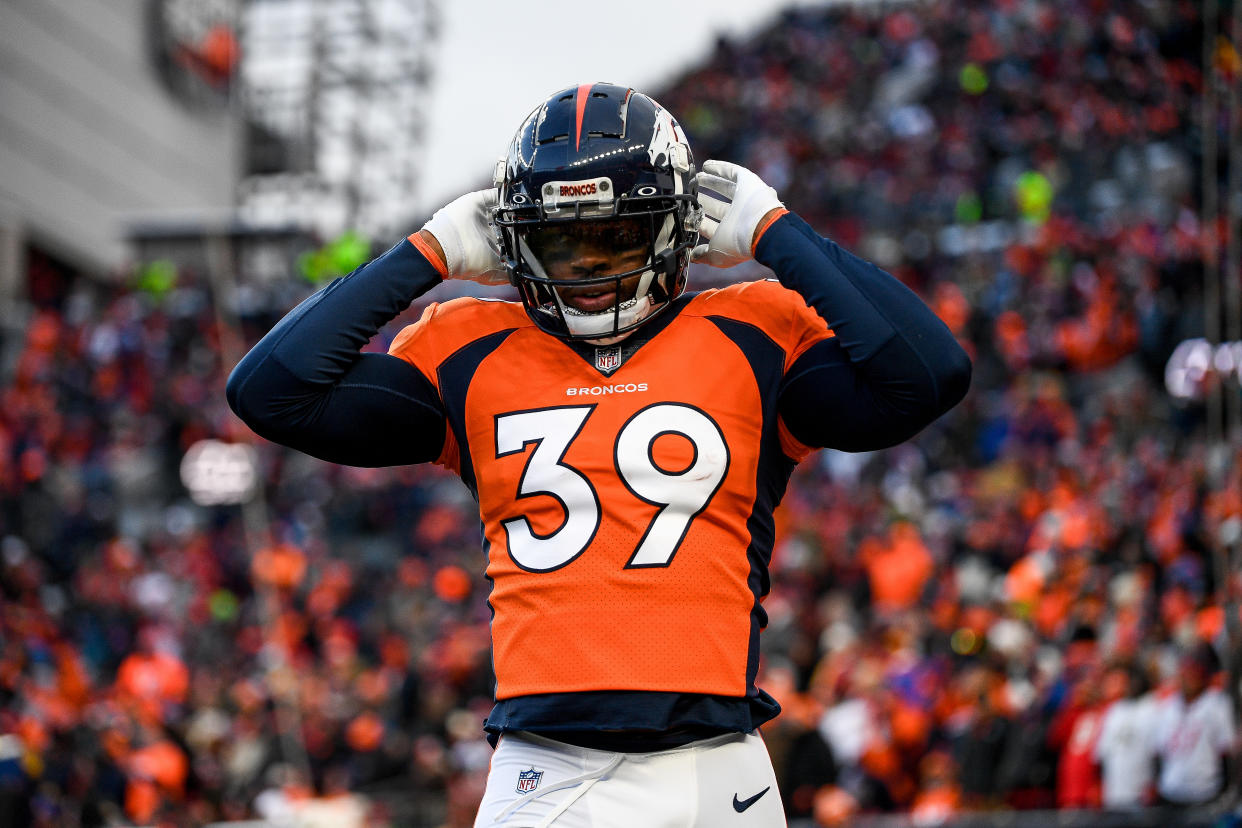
[437,328,517,496]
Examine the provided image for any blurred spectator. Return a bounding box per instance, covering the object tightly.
[860,521,934,616]
[950,664,1011,809]
[1047,670,1104,809]
[1152,646,1237,806]
[910,751,961,824]
[1094,664,1159,809]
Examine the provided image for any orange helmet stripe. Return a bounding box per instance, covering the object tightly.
[573,83,593,151]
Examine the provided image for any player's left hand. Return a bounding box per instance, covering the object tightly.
[692,160,784,269]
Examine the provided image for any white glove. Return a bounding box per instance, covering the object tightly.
[692,160,784,268]
[421,190,509,284]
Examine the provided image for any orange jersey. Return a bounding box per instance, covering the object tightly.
[389,282,831,702]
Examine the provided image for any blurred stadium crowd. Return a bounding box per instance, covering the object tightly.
[2,0,1241,826]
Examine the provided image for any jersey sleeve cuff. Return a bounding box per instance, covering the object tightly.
[408,231,449,279]
[750,208,790,257]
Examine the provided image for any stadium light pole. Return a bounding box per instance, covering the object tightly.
[204,0,316,786]
[1228,0,1242,444]
[1204,0,1223,450]
[205,230,315,792]
[1225,0,1242,806]
[1203,0,1242,805]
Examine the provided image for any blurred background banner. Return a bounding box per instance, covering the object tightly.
[1,0,1241,826]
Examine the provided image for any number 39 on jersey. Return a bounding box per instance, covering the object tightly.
[495,402,729,572]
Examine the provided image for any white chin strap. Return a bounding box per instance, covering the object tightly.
[562,292,654,338]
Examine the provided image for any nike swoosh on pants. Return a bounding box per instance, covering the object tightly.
[732,786,770,813]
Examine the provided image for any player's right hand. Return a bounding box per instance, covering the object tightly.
[419,190,510,285]
[692,160,785,269]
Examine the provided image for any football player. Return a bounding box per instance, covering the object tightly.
[228,83,971,826]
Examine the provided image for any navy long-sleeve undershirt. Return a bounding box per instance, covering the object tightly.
[226,213,971,465]
[226,240,448,467]
[759,212,972,452]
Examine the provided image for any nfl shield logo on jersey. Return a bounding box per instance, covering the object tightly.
[516,767,543,794]
[595,346,622,374]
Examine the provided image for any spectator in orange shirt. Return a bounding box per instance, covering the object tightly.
[910,751,961,823]
[114,627,189,725]
[124,734,189,824]
[862,521,934,615]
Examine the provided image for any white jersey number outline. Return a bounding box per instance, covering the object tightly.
[494,403,729,572]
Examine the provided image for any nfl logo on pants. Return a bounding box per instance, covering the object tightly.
[516,767,543,794]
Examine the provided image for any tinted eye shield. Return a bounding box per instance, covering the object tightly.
[494,194,695,288]
[495,191,697,339]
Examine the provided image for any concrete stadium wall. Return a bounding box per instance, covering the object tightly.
[0,0,241,284]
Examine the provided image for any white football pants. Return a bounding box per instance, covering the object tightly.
[473,730,786,828]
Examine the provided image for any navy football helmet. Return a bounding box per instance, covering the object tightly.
[493,83,701,341]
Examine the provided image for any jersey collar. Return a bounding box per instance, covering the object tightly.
[560,292,696,377]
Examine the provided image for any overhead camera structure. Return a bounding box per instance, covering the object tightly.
[238,0,440,240]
